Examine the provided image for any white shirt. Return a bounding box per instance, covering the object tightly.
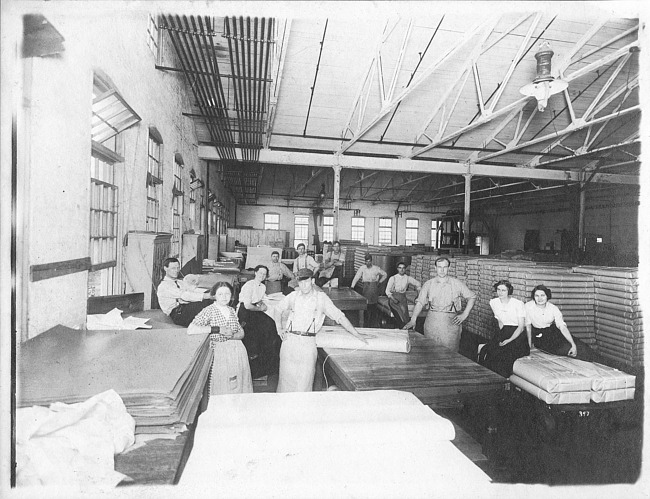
[293,254,319,272]
[489,297,525,327]
[277,288,345,333]
[157,276,206,315]
[385,274,421,298]
[239,279,267,306]
[525,300,567,329]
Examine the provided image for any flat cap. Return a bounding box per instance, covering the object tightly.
[297,268,314,280]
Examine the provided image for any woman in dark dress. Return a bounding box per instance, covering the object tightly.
[478,280,530,377]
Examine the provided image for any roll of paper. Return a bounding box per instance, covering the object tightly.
[317,326,411,353]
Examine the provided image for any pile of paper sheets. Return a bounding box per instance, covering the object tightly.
[17,325,212,433]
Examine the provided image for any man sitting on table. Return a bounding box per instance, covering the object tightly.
[385,262,421,328]
[266,251,294,295]
[276,268,367,393]
[316,240,345,288]
[157,257,213,327]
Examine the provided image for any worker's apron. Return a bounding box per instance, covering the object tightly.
[265,280,282,295]
[277,333,317,392]
[362,281,380,305]
[276,292,323,392]
[424,309,461,352]
[388,292,409,326]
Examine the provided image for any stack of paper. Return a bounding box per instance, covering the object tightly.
[17,325,213,433]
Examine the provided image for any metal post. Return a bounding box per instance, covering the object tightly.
[333,164,341,241]
[578,181,586,251]
[464,173,472,253]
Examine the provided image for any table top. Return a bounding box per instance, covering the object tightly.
[319,332,509,408]
[322,287,367,309]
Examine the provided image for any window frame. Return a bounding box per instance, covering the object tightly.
[264,212,280,231]
[405,218,419,246]
[351,216,365,243]
[294,215,309,249]
[322,215,334,243]
[378,217,392,245]
[146,131,163,232]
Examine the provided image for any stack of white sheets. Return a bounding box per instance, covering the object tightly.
[510,350,635,404]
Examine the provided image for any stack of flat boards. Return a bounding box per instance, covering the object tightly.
[573,266,643,371]
[17,325,213,433]
[511,350,635,404]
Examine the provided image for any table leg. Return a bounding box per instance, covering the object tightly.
[358,310,364,328]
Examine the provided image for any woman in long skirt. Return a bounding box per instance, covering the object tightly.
[478,280,529,377]
[189,281,253,395]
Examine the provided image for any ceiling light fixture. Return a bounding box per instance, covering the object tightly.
[519,41,568,112]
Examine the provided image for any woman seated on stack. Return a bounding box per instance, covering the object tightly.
[188,281,253,395]
[237,265,281,378]
[525,284,597,362]
[478,280,529,377]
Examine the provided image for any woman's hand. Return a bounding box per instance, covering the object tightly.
[499,337,513,347]
[452,313,467,326]
[278,328,287,341]
[402,320,415,330]
[258,302,267,312]
[568,343,577,357]
[220,326,234,338]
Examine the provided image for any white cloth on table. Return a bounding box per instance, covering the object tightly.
[86,308,152,330]
[16,389,135,489]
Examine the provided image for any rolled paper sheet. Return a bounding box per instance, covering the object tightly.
[595,326,643,343]
[596,304,643,317]
[596,296,641,307]
[510,375,592,404]
[317,326,411,353]
[594,282,638,293]
[594,288,639,300]
[593,276,639,286]
[596,339,642,357]
[598,350,642,368]
[595,309,643,321]
[591,387,636,403]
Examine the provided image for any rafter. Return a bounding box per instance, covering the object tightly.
[339,17,498,154]
[265,19,291,149]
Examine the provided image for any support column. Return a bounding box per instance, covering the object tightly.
[578,181,586,251]
[333,164,341,241]
[463,173,472,253]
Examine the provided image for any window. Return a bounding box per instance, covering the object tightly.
[294,215,309,248]
[146,130,163,231]
[405,218,419,246]
[264,213,280,231]
[378,217,392,245]
[89,145,119,296]
[351,217,365,242]
[431,220,439,248]
[147,14,159,58]
[323,215,334,243]
[171,155,184,257]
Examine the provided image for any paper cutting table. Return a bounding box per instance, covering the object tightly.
[318,331,509,408]
[321,287,368,327]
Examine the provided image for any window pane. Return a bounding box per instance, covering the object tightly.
[294,215,309,248]
[265,213,280,230]
[351,217,365,242]
[378,218,392,245]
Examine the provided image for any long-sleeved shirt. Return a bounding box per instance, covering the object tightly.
[293,254,319,272]
[525,300,567,329]
[277,288,346,333]
[157,276,207,315]
[385,274,421,298]
[350,265,387,289]
[415,277,476,313]
[239,279,267,306]
[267,261,294,282]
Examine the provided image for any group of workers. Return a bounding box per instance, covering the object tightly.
[156,249,594,396]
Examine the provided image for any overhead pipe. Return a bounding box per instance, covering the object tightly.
[163,15,233,160]
[192,16,236,160]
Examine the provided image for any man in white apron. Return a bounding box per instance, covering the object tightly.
[403,257,476,352]
[275,268,367,392]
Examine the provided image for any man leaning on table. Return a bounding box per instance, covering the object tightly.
[157,257,213,326]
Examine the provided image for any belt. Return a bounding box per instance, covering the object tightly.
[287,330,317,337]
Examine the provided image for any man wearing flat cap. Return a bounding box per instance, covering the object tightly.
[275,268,367,392]
[350,253,387,328]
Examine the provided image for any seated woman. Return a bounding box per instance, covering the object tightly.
[237,265,281,378]
[525,284,597,362]
[188,282,253,395]
[478,280,529,377]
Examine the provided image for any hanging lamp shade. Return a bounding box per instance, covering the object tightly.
[520,41,568,112]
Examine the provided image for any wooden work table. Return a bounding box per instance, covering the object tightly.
[318,331,508,409]
[321,287,368,327]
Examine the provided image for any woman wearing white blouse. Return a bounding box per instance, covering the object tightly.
[525,284,597,362]
[478,280,529,377]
